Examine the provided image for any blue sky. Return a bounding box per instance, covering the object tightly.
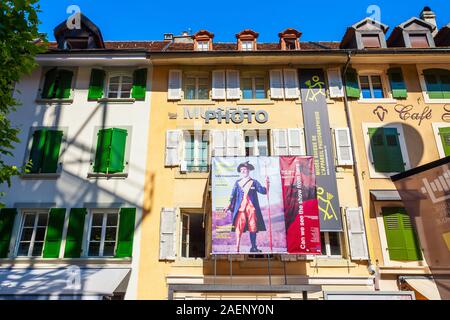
[37,0,450,42]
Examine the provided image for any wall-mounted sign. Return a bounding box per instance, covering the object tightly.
[183,107,268,124]
[373,106,388,121]
[394,104,432,126]
[211,156,321,254]
[299,69,343,232]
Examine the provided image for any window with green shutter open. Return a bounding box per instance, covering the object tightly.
[93,128,128,174]
[368,127,405,173]
[382,207,422,261]
[438,127,450,157]
[41,68,74,99]
[28,129,64,174]
[424,69,450,99]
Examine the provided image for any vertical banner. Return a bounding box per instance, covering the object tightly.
[211,156,321,255]
[299,69,343,231]
[392,157,450,300]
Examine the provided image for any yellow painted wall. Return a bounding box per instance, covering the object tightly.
[138,65,371,300]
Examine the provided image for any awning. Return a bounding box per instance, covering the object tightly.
[0,267,130,298]
[402,276,441,300]
[370,190,401,201]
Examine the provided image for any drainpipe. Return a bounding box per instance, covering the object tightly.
[341,51,377,284]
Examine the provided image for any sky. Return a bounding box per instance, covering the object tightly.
[37,0,450,43]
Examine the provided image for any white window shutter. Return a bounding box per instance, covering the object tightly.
[346,207,369,260]
[165,130,182,166]
[159,208,177,260]
[271,129,289,155]
[211,130,226,157]
[288,128,306,155]
[270,70,284,99]
[335,128,353,166]
[283,69,300,99]
[226,130,244,156]
[258,131,269,156]
[212,70,226,100]
[327,68,344,98]
[226,70,240,99]
[168,70,182,100]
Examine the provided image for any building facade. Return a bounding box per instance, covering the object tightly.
[0,7,449,300]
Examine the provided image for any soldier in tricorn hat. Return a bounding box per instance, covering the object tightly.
[224,161,269,253]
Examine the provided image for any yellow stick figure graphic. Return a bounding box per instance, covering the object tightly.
[305,75,326,102]
[317,187,338,221]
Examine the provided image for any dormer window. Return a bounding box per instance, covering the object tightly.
[64,37,89,50]
[361,34,381,48]
[236,29,259,51]
[192,30,214,52]
[409,33,429,48]
[54,14,104,50]
[279,28,302,50]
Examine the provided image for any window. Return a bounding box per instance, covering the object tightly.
[93,128,128,174]
[183,131,209,172]
[241,41,254,51]
[180,212,205,258]
[241,76,266,99]
[423,69,450,99]
[17,211,48,257]
[284,38,297,50]
[41,68,74,99]
[107,74,133,99]
[410,33,429,48]
[368,127,405,173]
[87,210,119,257]
[359,75,385,99]
[361,34,381,48]
[382,207,422,261]
[244,130,269,156]
[320,232,342,257]
[197,41,209,51]
[28,129,64,174]
[184,76,209,100]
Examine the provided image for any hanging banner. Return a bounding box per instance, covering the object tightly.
[392,157,450,300]
[211,156,321,255]
[299,69,343,231]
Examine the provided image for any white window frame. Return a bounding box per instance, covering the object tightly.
[181,131,210,173]
[183,74,210,100]
[362,123,411,179]
[85,209,120,258]
[196,41,209,51]
[105,72,134,99]
[319,232,342,258]
[241,76,267,100]
[179,211,205,259]
[244,130,269,156]
[241,41,254,51]
[353,68,396,104]
[417,65,450,104]
[432,122,450,158]
[15,210,49,258]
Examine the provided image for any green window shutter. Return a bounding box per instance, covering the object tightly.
[64,208,87,258]
[424,69,449,99]
[132,68,147,100]
[109,129,128,173]
[43,208,66,258]
[88,69,106,100]
[28,129,47,173]
[388,67,407,99]
[115,208,136,258]
[438,127,450,157]
[384,128,405,172]
[441,72,450,99]
[93,129,113,173]
[382,207,422,261]
[0,208,17,258]
[41,68,58,99]
[368,128,405,173]
[41,130,63,173]
[344,68,360,98]
[54,70,73,99]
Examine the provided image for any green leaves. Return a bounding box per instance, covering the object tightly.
[0,0,46,204]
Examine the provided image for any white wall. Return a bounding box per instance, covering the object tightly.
[0,63,153,300]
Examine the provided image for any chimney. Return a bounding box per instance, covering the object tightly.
[420,6,438,36]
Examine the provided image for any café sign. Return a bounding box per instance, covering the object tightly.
[183,106,268,124]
